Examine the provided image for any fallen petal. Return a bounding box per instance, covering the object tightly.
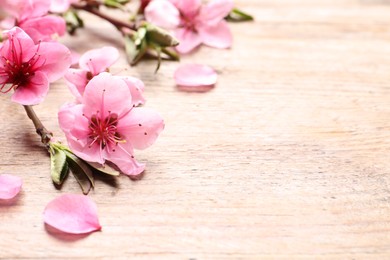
[43,194,101,234]
[0,174,22,200]
[174,64,217,91]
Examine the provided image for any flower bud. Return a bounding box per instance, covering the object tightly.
[144,23,179,47]
[226,8,254,22]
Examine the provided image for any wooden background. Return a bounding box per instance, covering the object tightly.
[1,0,390,258]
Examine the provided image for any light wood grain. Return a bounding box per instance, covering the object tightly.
[1,0,390,258]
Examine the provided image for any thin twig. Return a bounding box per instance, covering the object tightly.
[23,105,53,147]
[71,3,137,32]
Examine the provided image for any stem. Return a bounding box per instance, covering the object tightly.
[23,105,53,148]
[71,3,137,32]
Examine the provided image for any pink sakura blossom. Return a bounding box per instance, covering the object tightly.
[0,0,66,43]
[0,174,22,200]
[145,0,234,53]
[58,72,164,176]
[43,194,101,234]
[174,63,217,92]
[65,46,145,106]
[0,27,71,105]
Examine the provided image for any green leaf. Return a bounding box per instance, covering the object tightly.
[87,162,120,176]
[64,150,94,195]
[50,146,69,185]
[226,8,254,22]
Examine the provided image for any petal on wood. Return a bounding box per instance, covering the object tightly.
[43,194,101,234]
[174,64,218,92]
[0,174,22,200]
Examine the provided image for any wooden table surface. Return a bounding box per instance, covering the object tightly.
[1,0,390,259]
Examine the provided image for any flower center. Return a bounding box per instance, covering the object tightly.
[179,11,199,32]
[0,35,45,93]
[88,112,125,149]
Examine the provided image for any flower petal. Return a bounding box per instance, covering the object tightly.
[3,0,50,21]
[199,0,234,25]
[171,0,201,18]
[11,71,49,105]
[19,15,66,43]
[82,73,132,119]
[0,174,22,200]
[58,103,83,134]
[2,27,35,62]
[104,141,145,176]
[38,41,72,82]
[117,107,164,150]
[145,0,180,29]
[79,46,119,75]
[174,63,217,90]
[198,20,232,49]
[121,76,146,106]
[43,194,101,234]
[175,28,202,54]
[58,103,105,164]
[64,69,89,101]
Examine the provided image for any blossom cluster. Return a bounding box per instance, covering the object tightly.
[0,0,252,235]
[59,47,164,177]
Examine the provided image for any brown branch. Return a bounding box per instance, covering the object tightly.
[71,3,137,32]
[23,105,53,147]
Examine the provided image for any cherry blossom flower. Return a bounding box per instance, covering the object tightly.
[0,0,66,43]
[43,194,101,234]
[0,27,72,105]
[58,72,164,176]
[65,47,145,106]
[145,0,234,53]
[0,174,22,200]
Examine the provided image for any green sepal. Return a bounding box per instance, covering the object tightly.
[64,150,94,195]
[49,146,69,185]
[145,23,179,47]
[63,10,84,35]
[155,46,162,73]
[124,24,180,70]
[104,0,129,10]
[125,34,148,66]
[161,48,180,61]
[226,8,254,22]
[87,162,121,176]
